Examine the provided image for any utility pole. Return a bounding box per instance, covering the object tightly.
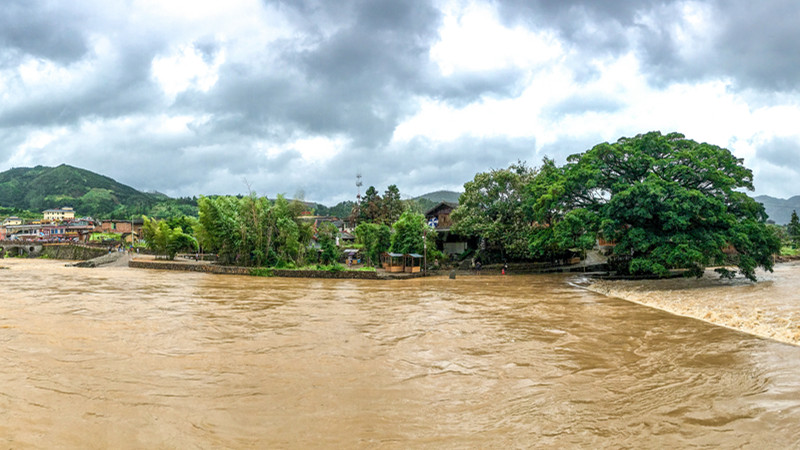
[423,228,427,275]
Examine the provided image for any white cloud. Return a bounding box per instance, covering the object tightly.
[431,1,563,75]
[151,44,225,101]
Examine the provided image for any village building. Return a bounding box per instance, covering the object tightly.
[1,216,23,240]
[2,216,23,227]
[424,202,472,257]
[43,207,75,222]
[97,219,143,244]
[4,217,99,242]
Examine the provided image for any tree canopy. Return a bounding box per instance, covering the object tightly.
[535,131,779,280]
[450,162,535,261]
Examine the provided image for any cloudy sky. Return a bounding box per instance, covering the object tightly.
[1,0,799,205]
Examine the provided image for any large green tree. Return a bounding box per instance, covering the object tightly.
[545,131,779,280]
[524,157,597,261]
[451,162,536,260]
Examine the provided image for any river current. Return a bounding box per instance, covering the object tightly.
[1,259,799,448]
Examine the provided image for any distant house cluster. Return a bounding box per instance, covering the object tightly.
[0,207,143,243]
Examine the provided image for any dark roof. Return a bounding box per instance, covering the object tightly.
[424,201,458,217]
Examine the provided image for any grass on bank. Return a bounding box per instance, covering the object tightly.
[250,263,377,277]
[781,246,800,257]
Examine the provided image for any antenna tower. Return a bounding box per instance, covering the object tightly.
[356,173,363,203]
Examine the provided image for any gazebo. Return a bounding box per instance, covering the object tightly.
[381,252,405,272]
[404,253,423,273]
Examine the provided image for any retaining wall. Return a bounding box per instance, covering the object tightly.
[128,260,383,279]
[42,244,107,261]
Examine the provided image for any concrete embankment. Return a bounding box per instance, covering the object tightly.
[72,252,129,268]
[42,244,107,260]
[128,259,412,279]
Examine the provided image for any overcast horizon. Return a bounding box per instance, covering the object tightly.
[2,0,799,205]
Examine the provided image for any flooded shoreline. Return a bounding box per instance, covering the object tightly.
[586,262,800,346]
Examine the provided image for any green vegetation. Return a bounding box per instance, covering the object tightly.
[89,232,124,242]
[141,216,198,260]
[781,246,800,257]
[197,194,312,267]
[357,184,405,225]
[411,190,462,214]
[789,210,800,248]
[354,222,391,266]
[250,267,275,277]
[390,210,441,263]
[317,222,341,265]
[451,131,780,281]
[0,206,40,221]
[314,200,356,218]
[450,162,535,261]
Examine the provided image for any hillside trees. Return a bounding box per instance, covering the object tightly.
[536,132,779,280]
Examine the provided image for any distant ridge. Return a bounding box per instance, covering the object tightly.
[413,190,461,204]
[0,164,194,219]
[410,190,461,213]
[754,195,800,225]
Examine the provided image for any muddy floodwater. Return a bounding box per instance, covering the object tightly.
[2,259,800,448]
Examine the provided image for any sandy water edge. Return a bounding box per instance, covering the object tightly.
[584,262,800,347]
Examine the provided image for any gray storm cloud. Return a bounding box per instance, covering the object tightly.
[0,0,798,204]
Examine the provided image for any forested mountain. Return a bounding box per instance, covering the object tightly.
[412,190,461,212]
[754,195,800,225]
[0,164,196,219]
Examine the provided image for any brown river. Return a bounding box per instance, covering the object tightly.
[2,259,800,448]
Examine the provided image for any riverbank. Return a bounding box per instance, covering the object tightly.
[128,256,426,279]
[586,262,800,346]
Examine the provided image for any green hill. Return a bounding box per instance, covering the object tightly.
[413,190,461,204]
[0,164,196,219]
[411,190,461,213]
